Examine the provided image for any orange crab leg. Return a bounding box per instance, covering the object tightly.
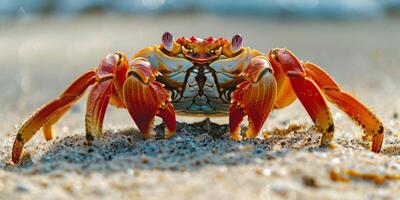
[85,79,114,143]
[272,61,297,109]
[42,104,73,141]
[85,54,124,143]
[304,62,384,152]
[12,70,96,164]
[229,56,277,140]
[12,53,125,164]
[269,49,334,147]
[123,58,176,139]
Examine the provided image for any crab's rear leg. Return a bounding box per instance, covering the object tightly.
[42,104,73,141]
[123,58,177,139]
[12,70,96,164]
[229,56,277,140]
[12,53,122,164]
[304,62,384,152]
[269,49,335,148]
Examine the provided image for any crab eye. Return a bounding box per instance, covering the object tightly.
[189,48,194,53]
[210,49,215,54]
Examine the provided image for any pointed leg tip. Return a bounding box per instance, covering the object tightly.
[371,147,381,154]
[371,135,383,153]
[161,122,176,140]
[371,126,384,153]
[43,125,54,141]
[244,124,261,139]
[328,143,337,150]
[85,132,95,145]
[231,135,243,141]
[158,103,177,140]
[263,132,270,139]
[244,131,257,139]
[142,129,154,140]
[230,130,243,141]
[164,128,176,139]
[319,140,336,150]
[12,154,21,165]
[44,136,53,141]
[229,105,246,142]
[12,140,23,165]
[44,133,53,141]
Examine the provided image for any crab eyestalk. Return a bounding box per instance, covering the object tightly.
[222,34,243,57]
[231,34,243,53]
[161,32,181,55]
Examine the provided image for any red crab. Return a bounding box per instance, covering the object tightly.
[11,32,384,164]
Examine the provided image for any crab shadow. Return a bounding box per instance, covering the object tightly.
[8,121,326,174]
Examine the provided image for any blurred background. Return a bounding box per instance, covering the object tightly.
[0,0,399,135]
[1,0,400,19]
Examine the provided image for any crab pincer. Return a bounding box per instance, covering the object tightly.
[123,58,177,139]
[229,56,277,140]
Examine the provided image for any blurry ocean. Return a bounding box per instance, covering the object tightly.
[1,0,400,20]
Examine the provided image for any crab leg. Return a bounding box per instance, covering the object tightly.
[12,53,122,164]
[42,104,73,141]
[272,60,297,109]
[304,62,384,152]
[229,56,277,140]
[12,70,96,164]
[269,49,334,147]
[123,58,176,139]
[85,54,122,143]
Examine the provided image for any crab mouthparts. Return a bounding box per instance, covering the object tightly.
[192,58,211,62]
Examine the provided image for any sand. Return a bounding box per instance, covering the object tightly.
[0,15,400,200]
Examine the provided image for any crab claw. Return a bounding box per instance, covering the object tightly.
[229,56,277,140]
[123,58,176,139]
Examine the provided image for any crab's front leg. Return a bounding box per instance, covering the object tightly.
[123,58,176,139]
[229,56,277,140]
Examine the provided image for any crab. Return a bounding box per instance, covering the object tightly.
[11,32,384,164]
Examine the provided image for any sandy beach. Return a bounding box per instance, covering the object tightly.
[0,15,400,199]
